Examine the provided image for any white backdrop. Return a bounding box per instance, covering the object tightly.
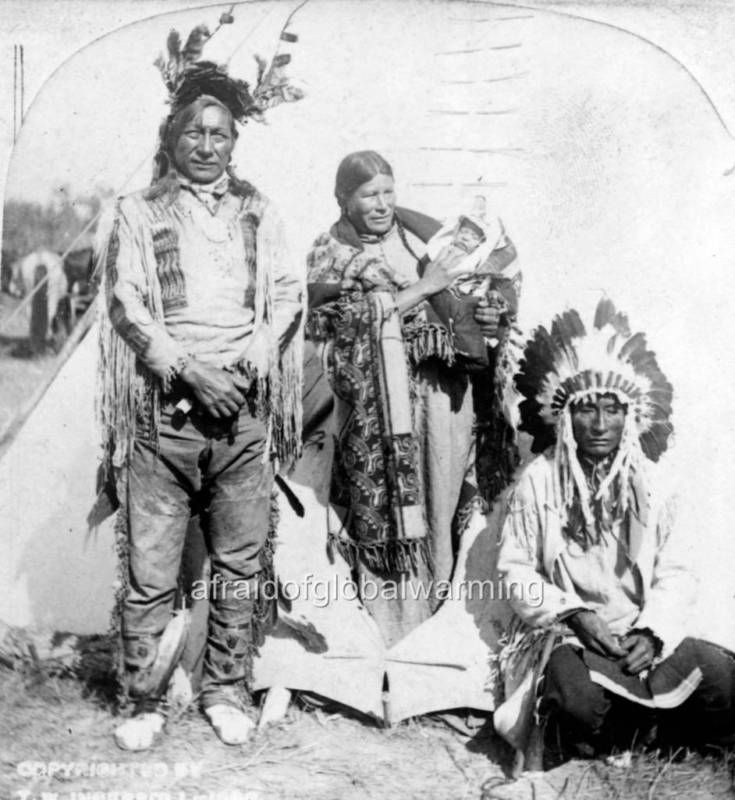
[1,0,734,642]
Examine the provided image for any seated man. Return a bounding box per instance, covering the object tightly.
[494,299,735,770]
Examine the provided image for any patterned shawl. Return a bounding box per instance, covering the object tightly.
[307,209,520,572]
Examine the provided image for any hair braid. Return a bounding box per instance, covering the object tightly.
[395,216,421,263]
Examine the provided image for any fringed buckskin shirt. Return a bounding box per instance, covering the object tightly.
[497,452,692,655]
[105,175,302,377]
[97,172,304,466]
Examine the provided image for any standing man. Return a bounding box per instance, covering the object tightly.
[493,299,735,771]
[97,35,303,750]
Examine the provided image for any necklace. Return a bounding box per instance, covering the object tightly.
[181,194,236,244]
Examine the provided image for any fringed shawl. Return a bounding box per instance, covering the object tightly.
[96,173,303,473]
[328,289,429,573]
[307,211,443,572]
[306,209,518,573]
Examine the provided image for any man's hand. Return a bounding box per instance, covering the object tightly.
[180,360,252,419]
[474,296,502,338]
[619,632,657,675]
[567,610,626,659]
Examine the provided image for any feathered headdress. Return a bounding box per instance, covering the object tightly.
[153,20,305,124]
[515,298,673,535]
[150,19,305,181]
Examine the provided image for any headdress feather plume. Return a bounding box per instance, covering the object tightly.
[154,27,211,96]
[182,24,210,63]
[166,29,181,67]
[154,15,305,126]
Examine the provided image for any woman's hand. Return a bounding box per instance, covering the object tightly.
[395,245,472,314]
[419,244,469,295]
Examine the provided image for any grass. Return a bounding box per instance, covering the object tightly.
[482,744,735,800]
[1,651,733,800]
[0,665,497,800]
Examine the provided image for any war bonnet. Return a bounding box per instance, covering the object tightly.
[514,299,674,532]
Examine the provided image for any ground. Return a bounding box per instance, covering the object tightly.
[1,657,733,800]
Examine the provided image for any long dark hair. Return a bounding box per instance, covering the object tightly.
[334,150,394,209]
[334,150,421,261]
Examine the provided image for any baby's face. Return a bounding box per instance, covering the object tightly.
[454,223,484,253]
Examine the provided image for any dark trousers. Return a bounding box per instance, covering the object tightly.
[122,403,273,709]
[542,639,735,753]
[134,342,334,705]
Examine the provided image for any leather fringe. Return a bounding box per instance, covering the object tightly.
[251,491,280,651]
[110,503,130,708]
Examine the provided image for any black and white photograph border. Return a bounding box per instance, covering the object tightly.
[1,1,735,799]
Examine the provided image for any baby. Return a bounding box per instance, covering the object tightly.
[452,215,486,254]
[425,211,518,367]
[428,214,511,305]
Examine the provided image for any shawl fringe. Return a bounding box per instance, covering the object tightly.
[327,533,431,575]
[403,321,455,366]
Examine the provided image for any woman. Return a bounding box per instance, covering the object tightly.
[306,151,520,646]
